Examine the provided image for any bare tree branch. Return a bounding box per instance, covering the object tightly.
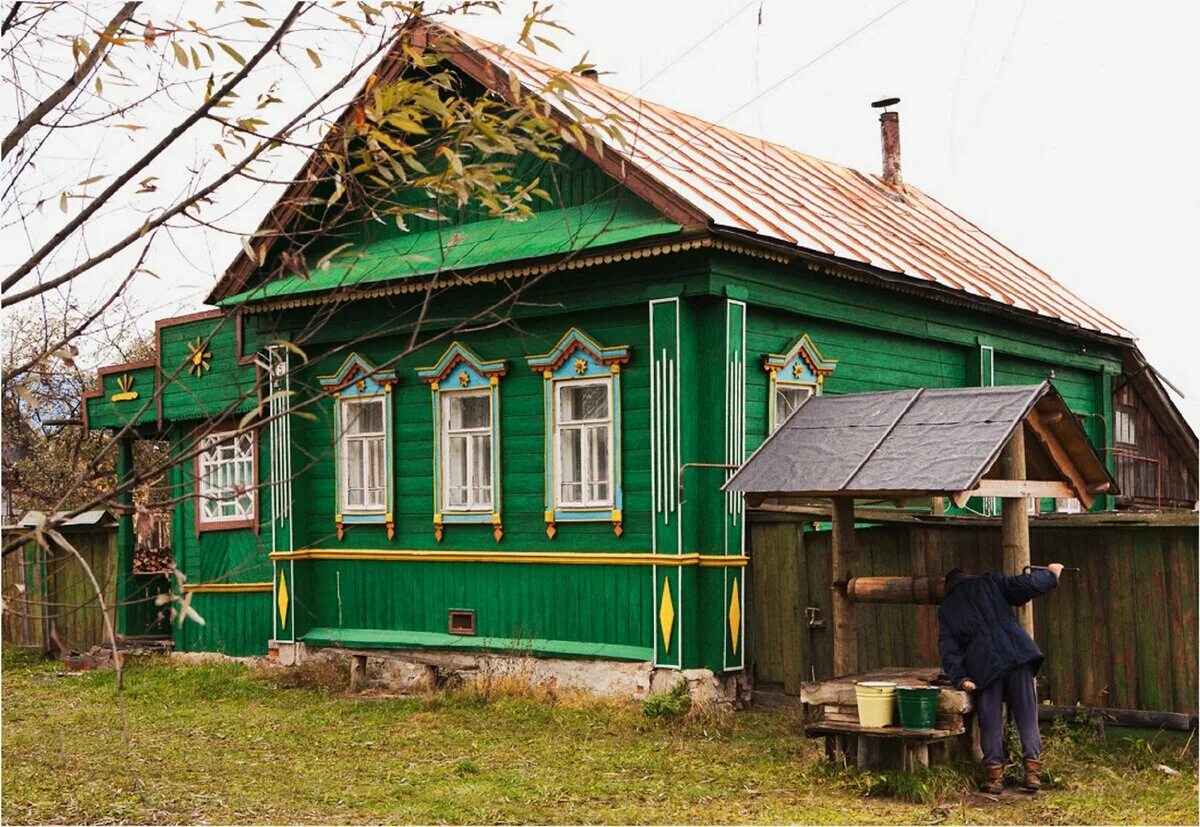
[2,2,140,159]
[1,2,305,296]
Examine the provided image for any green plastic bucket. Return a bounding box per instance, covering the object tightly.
[854,681,897,727]
[896,685,940,731]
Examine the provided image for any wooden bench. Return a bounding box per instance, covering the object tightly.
[805,721,964,771]
[800,667,981,770]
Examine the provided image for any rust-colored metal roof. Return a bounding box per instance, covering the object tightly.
[453,30,1128,338]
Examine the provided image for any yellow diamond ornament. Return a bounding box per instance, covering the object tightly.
[277,571,289,629]
[659,578,675,653]
[728,577,741,654]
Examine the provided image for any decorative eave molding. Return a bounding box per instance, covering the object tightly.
[232,232,793,315]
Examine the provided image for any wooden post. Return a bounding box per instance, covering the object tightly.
[831,496,857,677]
[999,426,1033,634]
[115,435,135,639]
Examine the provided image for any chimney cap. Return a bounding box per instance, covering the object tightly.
[871,97,901,110]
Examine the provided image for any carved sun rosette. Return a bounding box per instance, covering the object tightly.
[186,337,212,377]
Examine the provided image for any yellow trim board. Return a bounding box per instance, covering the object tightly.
[267,549,749,568]
[183,582,273,594]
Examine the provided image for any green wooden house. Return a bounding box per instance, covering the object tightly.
[82,26,1154,694]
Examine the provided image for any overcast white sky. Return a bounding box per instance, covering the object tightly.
[5,0,1198,430]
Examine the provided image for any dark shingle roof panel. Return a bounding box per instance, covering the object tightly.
[725,385,1049,496]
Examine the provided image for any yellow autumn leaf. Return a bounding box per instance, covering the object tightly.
[218,42,246,66]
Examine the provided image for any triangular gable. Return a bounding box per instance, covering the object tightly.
[208,26,694,307]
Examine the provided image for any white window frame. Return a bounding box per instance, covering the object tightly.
[554,377,614,509]
[339,395,387,514]
[440,389,494,513]
[197,430,255,526]
[772,383,814,431]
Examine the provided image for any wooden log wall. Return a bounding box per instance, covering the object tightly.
[1112,382,1198,509]
[748,517,1199,714]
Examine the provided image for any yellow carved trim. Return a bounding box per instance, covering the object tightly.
[183,582,273,594]
[266,549,749,567]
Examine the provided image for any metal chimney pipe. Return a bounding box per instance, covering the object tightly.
[871,97,902,186]
[880,111,901,186]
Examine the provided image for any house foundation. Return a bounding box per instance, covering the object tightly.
[272,641,751,708]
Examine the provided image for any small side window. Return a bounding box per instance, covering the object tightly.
[1114,408,1136,446]
[196,430,256,530]
[773,384,813,431]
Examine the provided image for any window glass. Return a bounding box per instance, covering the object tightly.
[198,431,254,524]
[1115,408,1136,445]
[555,380,613,507]
[441,390,493,511]
[341,397,386,511]
[559,383,609,422]
[774,384,813,430]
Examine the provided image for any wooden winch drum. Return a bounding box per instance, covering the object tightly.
[845,575,946,605]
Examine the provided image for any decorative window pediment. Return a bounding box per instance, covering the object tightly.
[763,334,837,431]
[527,328,630,538]
[526,327,631,380]
[417,343,507,542]
[319,354,396,540]
[319,353,397,396]
[416,342,507,388]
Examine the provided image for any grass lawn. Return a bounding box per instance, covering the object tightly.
[2,649,1196,825]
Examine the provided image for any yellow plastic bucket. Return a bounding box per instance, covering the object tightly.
[854,681,897,727]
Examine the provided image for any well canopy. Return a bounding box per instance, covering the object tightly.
[723,382,1115,507]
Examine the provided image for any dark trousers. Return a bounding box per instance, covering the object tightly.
[976,663,1041,766]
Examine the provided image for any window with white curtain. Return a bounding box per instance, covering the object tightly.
[340,396,386,512]
[441,390,493,511]
[197,431,255,524]
[773,384,813,431]
[555,379,612,508]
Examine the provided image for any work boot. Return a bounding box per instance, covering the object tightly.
[981,764,1005,794]
[1022,758,1043,792]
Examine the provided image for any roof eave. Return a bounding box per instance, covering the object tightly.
[707,225,1134,346]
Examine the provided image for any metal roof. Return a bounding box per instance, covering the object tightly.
[452,30,1128,338]
[722,383,1115,499]
[17,509,117,529]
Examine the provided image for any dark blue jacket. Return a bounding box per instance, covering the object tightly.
[937,569,1058,690]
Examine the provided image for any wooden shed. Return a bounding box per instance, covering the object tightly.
[2,511,117,652]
